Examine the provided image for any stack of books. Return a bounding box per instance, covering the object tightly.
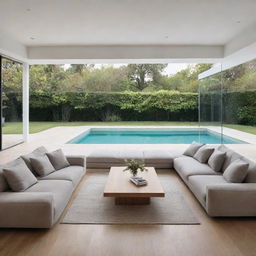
[130,176,148,186]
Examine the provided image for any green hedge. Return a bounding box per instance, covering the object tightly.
[29,90,198,122]
[223,91,256,125]
[5,90,256,125]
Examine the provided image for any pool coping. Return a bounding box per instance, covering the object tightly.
[66,126,253,144]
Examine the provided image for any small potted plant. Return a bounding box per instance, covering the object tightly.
[123,159,147,177]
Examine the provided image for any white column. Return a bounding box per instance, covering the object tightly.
[22,63,29,142]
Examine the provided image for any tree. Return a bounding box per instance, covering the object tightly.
[163,64,212,92]
[1,58,23,121]
[127,64,167,91]
[68,64,95,74]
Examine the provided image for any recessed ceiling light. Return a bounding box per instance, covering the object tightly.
[236,20,241,23]
[30,37,35,40]
[26,8,31,11]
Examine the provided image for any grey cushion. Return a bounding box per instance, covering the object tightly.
[183,142,204,157]
[26,180,73,222]
[208,150,226,172]
[217,145,256,182]
[39,166,84,187]
[46,149,70,170]
[193,145,214,163]
[30,155,55,177]
[243,156,256,183]
[21,146,48,174]
[223,159,249,183]
[188,175,228,206]
[3,159,37,192]
[0,158,23,192]
[0,169,8,192]
[174,156,219,181]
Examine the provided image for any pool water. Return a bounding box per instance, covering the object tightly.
[68,128,246,144]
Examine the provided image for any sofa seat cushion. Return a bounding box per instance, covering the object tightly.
[174,156,219,181]
[188,175,228,206]
[26,180,73,221]
[39,166,84,187]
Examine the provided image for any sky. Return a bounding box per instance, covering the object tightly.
[94,63,191,76]
[64,63,192,76]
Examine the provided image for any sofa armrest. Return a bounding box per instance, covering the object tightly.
[206,184,256,216]
[0,192,54,228]
[66,155,85,167]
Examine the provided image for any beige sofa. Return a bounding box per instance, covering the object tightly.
[0,147,85,228]
[87,145,256,217]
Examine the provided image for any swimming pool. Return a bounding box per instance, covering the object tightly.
[67,128,246,144]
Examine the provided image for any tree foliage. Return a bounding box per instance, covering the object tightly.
[127,64,168,91]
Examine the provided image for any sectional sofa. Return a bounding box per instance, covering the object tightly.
[0,147,85,228]
[87,144,256,217]
[1,143,256,229]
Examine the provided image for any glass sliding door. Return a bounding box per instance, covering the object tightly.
[0,56,23,150]
[199,66,223,144]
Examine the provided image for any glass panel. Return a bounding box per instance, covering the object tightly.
[199,66,223,144]
[1,58,23,149]
[222,59,256,129]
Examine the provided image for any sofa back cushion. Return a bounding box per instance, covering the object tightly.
[223,159,249,183]
[21,146,48,174]
[46,149,70,170]
[30,155,56,177]
[208,150,226,172]
[184,142,204,157]
[193,145,214,163]
[218,145,241,171]
[242,156,256,183]
[3,158,37,192]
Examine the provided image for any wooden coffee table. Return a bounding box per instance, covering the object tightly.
[103,166,165,205]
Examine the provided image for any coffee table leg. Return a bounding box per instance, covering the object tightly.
[115,197,150,205]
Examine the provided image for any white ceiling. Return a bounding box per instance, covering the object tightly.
[0,0,256,46]
[0,0,256,64]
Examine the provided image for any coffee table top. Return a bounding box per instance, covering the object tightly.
[103,166,165,198]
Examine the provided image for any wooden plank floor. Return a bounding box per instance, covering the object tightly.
[1,127,256,256]
[1,169,256,256]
